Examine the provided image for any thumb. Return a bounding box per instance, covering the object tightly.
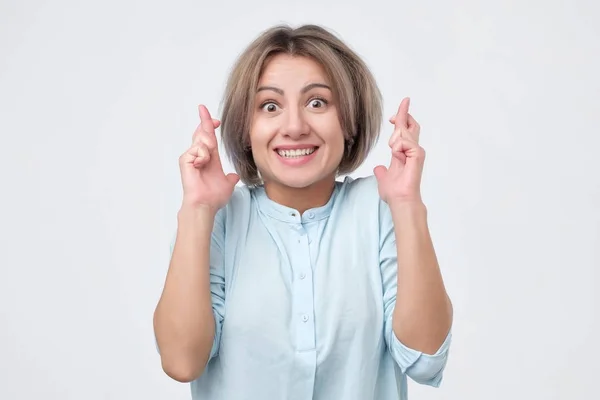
[226,173,240,186]
[373,165,387,182]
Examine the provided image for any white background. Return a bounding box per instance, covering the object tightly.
[1,0,598,399]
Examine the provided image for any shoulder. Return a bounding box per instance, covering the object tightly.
[229,184,254,210]
[216,184,253,223]
[337,174,381,207]
[337,175,393,227]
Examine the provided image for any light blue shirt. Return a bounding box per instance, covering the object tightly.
[170,175,451,399]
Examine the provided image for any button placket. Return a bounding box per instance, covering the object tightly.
[291,224,316,351]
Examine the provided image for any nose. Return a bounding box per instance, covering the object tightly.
[281,107,309,139]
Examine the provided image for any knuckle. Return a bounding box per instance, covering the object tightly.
[196,145,206,158]
[393,139,403,152]
[199,135,215,150]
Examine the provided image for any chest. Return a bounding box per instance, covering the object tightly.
[221,210,385,350]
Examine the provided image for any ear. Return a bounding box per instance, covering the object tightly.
[345,138,355,154]
[344,131,356,155]
[243,135,252,150]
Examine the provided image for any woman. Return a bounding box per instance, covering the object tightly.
[154,24,453,400]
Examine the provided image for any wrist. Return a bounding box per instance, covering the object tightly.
[178,203,218,222]
[389,199,427,215]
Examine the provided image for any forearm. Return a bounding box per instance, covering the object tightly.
[153,206,216,381]
[390,201,452,355]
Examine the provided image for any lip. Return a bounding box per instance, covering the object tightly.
[273,144,319,150]
[274,146,319,167]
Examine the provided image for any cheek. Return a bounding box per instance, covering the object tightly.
[249,137,265,163]
[249,117,276,146]
[248,126,272,165]
[328,116,345,146]
[248,124,265,150]
[328,129,346,158]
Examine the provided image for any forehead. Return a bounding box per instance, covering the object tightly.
[258,53,330,85]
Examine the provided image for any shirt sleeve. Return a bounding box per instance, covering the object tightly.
[156,207,227,362]
[206,207,227,359]
[378,198,452,387]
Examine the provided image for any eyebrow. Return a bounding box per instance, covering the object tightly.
[256,83,331,95]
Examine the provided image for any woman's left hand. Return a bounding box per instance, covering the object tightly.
[374,97,425,205]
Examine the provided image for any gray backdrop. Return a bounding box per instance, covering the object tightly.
[1,0,598,399]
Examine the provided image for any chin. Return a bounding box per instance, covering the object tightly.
[272,172,324,189]
[257,148,342,190]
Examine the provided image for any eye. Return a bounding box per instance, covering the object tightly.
[308,98,327,109]
[261,102,279,112]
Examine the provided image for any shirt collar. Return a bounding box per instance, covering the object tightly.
[251,181,342,224]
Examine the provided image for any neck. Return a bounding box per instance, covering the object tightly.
[263,176,336,215]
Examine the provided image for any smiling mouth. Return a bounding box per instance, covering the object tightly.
[276,147,318,158]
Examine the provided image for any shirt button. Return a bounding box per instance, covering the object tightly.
[299,272,306,280]
[307,212,315,219]
[302,314,309,322]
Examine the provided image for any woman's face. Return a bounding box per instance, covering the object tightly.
[249,54,345,189]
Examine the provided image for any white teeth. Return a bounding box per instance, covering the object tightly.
[277,148,316,158]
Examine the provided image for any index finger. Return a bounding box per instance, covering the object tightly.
[198,104,216,137]
[196,104,221,154]
[393,97,410,130]
[388,97,410,147]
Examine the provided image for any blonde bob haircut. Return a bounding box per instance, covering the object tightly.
[219,24,383,186]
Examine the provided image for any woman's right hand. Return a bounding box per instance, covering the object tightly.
[178,105,240,212]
